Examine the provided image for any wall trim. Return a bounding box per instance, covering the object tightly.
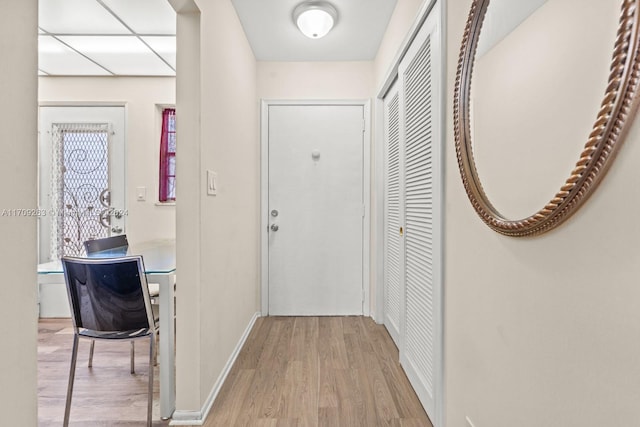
[363,100,372,317]
[373,95,386,325]
[170,311,260,425]
[38,101,128,107]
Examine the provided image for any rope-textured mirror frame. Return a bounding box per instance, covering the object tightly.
[453,0,640,236]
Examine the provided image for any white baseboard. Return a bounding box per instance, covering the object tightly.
[170,311,260,425]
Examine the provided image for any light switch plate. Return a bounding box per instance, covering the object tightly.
[136,186,146,201]
[207,170,218,196]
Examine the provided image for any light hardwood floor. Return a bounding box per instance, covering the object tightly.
[202,316,433,427]
[38,316,432,427]
[38,318,168,426]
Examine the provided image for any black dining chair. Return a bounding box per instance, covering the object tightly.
[84,235,160,299]
[61,255,157,427]
[83,235,160,368]
[83,234,129,257]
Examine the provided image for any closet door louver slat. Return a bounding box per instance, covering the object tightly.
[401,30,437,417]
[381,3,441,424]
[383,83,402,346]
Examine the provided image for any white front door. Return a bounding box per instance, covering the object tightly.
[267,104,364,315]
[38,106,126,262]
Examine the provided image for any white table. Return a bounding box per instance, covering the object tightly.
[37,239,176,420]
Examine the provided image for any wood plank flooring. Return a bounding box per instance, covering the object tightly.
[202,316,433,427]
[38,316,432,426]
[38,318,169,426]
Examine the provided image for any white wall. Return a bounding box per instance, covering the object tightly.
[38,77,177,244]
[0,1,38,424]
[473,0,615,219]
[197,0,259,404]
[445,0,640,426]
[174,0,260,415]
[174,2,202,411]
[257,61,373,99]
[374,0,425,90]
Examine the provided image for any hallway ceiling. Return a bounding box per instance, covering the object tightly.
[232,0,397,61]
[38,0,397,76]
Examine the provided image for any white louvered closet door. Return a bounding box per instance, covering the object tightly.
[383,80,403,347]
[397,1,442,422]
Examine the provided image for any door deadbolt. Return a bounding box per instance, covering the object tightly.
[271,209,279,217]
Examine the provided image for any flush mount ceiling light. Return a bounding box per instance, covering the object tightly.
[293,1,338,39]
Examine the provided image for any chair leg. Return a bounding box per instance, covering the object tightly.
[88,340,95,368]
[64,335,80,427]
[154,330,159,366]
[131,341,135,374]
[147,334,156,427]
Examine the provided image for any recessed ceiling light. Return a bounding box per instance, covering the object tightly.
[293,1,338,39]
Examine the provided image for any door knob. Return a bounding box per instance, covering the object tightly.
[111,226,123,234]
[270,224,279,232]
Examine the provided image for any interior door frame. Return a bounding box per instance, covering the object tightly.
[260,99,371,316]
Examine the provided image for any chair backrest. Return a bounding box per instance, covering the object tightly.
[61,256,156,333]
[84,235,129,258]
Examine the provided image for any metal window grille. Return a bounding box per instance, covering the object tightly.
[50,123,111,259]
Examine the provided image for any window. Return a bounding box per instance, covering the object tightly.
[159,108,176,202]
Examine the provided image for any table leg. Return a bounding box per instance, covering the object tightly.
[153,273,175,420]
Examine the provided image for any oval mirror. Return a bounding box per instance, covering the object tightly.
[453,0,640,236]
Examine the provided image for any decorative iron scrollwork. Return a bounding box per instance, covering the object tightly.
[99,189,111,207]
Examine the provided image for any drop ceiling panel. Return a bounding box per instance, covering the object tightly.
[59,36,174,75]
[142,36,177,68]
[39,0,130,34]
[39,36,111,76]
[101,0,177,34]
[39,0,395,73]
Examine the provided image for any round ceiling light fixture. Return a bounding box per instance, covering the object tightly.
[293,1,338,39]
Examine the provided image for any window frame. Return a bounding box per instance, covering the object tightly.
[158,108,176,203]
